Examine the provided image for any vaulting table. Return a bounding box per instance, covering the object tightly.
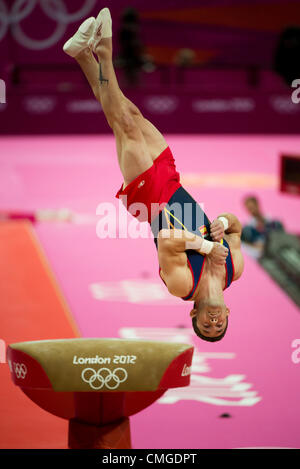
[7,338,194,449]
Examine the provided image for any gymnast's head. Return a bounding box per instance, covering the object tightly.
[190,299,229,342]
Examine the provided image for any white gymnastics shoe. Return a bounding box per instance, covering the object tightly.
[88,7,112,53]
[63,17,95,57]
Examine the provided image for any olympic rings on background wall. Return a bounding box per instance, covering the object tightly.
[0,0,96,49]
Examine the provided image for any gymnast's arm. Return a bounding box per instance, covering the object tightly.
[158,228,228,262]
[217,213,243,236]
[158,228,215,256]
[157,229,228,296]
[211,213,242,245]
[216,214,245,280]
[157,229,194,297]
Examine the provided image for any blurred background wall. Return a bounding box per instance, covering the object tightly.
[0,0,300,135]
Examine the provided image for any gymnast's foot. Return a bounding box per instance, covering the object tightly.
[88,7,112,59]
[63,17,95,58]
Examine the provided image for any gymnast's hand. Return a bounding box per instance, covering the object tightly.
[210,219,225,242]
[207,242,229,265]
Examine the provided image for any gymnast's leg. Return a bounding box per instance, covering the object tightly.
[72,17,168,172]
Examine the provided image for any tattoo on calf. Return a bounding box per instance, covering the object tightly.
[99,63,109,85]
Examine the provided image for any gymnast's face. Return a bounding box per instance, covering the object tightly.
[190,302,230,338]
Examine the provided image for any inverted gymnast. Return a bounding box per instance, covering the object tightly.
[63,8,244,342]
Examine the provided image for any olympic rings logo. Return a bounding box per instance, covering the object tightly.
[13,362,27,379]
[0,0,97,50]
[145,96,178,114]
[81,367,128,390]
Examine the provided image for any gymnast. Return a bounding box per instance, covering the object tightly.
[63,7,244,342]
